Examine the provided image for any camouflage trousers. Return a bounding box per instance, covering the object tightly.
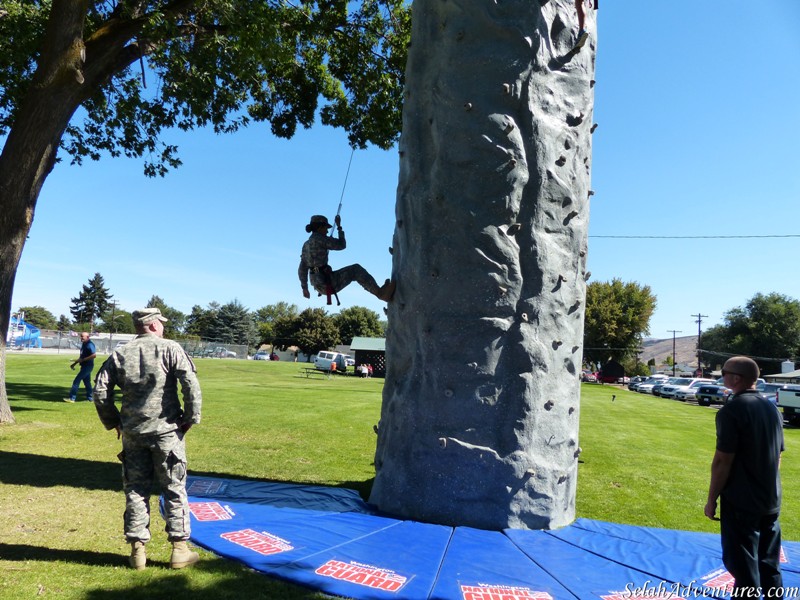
[119,429,190,543]
[310,263,380,296]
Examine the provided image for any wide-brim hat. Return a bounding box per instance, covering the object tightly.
[307,215,332,230]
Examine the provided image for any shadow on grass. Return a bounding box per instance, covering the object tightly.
[0,542,122,567]
[0,543,320,599]
[0,453,375,501]
[0,451,120,491]
[191,469,375,501]
[7,381,75,403]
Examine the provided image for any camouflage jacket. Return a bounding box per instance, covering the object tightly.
[298,230,346,290]
[94,334,202,436]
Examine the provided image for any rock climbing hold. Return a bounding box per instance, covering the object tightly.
[502,83,511,95]
[584,271,592,281]
[555,156,566,166]
[566,112,585,127]
[588,190,595,197]
[506,223,521,235]
[591,123,598,133]
[439,437,447,448]
[464,102,473,111]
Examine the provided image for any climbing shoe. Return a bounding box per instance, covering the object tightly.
[574,29,589,50]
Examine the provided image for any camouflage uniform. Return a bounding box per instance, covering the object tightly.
[94,334,202,543]
[298,229,382,297]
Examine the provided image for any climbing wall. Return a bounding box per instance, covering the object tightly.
[370,0,597,530]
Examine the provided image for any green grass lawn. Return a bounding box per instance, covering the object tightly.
[2,354,798,599]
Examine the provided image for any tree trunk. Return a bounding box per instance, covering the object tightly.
[370,0,596,529]
[0,4,146,424]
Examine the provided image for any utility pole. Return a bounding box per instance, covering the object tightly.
[668,330,682,376]
[692,313,708,377]
[108,300,119,353]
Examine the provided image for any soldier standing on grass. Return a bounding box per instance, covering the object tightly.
[94,308,202,570]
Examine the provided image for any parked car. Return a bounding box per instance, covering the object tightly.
[657,377,693,399]
[627,376,647,391]
[652,377,682,397]
[581,371,597,383]
[673,379,715,401]
[662,378,714,400]
[636,375,670,394]
[314,351,347,372]
[760,383,785,406]
[253,351,271,361]
[695,380,731,407]
[343,354,355,367]
[773,384,800,423]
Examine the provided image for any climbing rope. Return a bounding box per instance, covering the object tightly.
[333,147,355,223]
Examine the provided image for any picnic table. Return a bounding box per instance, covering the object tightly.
[300,367,330,379]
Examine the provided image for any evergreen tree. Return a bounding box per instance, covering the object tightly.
[57,315,72,332]
[69,273,112,327]
[217,300,257,347]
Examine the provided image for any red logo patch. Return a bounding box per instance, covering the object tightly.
[315,559,408,592]
[220,528,294,556]
[460,584,553,600]
[189,502,233,521]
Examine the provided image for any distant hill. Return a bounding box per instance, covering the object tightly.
[640,336,701,368]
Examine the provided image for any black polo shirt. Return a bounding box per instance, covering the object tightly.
[716,390,784,514]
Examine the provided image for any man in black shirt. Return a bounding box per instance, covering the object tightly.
[705,356,784,597]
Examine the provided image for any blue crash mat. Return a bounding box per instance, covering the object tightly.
[170,476,800,600]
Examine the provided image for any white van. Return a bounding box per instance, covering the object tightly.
[314,351,347,372]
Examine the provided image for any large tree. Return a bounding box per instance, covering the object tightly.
[0,2,409,422]
[583,279,657,368]
[17,305,58,330]
[254,301,299,347]
[700,292,800,374]
[371,0,597,529]
[334,305,384,345]
[289,307,340,358]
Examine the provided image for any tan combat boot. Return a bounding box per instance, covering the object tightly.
[170,540,199,569]
[129,541,146,570]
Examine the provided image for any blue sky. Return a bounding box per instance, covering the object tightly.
[10,0,800,342]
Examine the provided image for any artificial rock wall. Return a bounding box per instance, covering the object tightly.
[370,0,597,530]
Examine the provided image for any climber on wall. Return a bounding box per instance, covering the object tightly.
[298,214,395,306]
[574,0,598,51]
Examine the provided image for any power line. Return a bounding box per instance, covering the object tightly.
[589,234,800,239]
